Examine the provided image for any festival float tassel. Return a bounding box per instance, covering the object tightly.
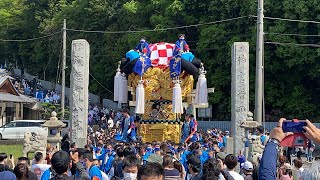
[135,79,145,114]
[195,63,208,105]
[113,61,122,102]
[172,79,183,113]
[119,73,128,103]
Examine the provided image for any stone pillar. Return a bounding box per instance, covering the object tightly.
[70,39,90,148]
[226,137,234,155]
[0,103,5,126]
[231,42,249,155]
[15,103,19,120]
[2,106,6,125]
[187,104,196,118]
[21,103,23,120]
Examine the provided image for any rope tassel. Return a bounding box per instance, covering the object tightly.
[135,80,145,114]
[119,73,128,103]
[195,63,208,105]
[172,79,183,113]
[113,61,122,102]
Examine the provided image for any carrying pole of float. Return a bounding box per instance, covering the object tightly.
[255,0,264,125]
[61,19,67,120]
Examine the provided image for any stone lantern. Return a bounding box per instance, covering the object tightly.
[42,111,66,150]
[240,111,263,164]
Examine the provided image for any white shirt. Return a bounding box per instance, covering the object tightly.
[219,173,226,180]
[101,170,110,180]
[31,163,51,180]
[228,171,244,180]
[107,118,114,128]
[297,167,304,180]
[104,154,109,166]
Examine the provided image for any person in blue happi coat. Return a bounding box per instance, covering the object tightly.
[222,131,230,147]
[95,144,115,174]
[201,143,210,161]
[179,144,191,171]
[135,37,150,56]
[238,150,246,169]
[142,144,153,165]
[193,149,207,165]
[189,114,199,142]
[181,114,192,143]
[120,108,137,142]
[173,34,190,56]
[83,151,102,180]
[181,114,199,143]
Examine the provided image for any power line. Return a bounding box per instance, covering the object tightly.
[66,16,250,34]
[0,16,319,41]
[250,15,320,24]
[68,33,114,95]
[265,32,320,37]
[264,16,320,24]
[0,31,62,42]
[265,41,320,48]
[89,72,114,95]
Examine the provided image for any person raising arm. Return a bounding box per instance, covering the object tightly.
[259,118,320,180]
[259,118,291,180]
[303,120,320,144]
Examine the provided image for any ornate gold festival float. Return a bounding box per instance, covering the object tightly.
[114,42,208,143]
[129,68,193,143]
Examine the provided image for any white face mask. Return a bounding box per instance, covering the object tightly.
[124,173,137,180]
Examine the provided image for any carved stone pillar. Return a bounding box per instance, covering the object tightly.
[231,42,249,156]
[70,39,90,148]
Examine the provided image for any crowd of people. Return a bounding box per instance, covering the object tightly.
[87,105,117,129]
[11,77,62,104]
[0,109,320,180]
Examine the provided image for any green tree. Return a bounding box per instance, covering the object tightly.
[1,0,320,121]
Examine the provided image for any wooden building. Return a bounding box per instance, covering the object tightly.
[0,76,38,126]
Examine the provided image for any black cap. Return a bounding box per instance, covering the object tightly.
[51,150,70,173]
[187,155,201,168]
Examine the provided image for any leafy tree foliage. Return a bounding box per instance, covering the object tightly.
[1,0,320,121]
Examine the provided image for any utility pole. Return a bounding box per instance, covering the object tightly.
[61,19,66,120]
[255,0,264,125]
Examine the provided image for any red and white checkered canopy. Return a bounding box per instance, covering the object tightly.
[149,42,175,68]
